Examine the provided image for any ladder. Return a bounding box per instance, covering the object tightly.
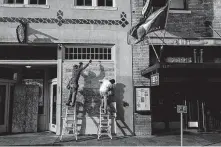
[60,105,78,141]
[97,99,112,140]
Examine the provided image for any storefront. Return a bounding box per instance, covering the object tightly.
[0,44,58,134]
[141,45,221,133]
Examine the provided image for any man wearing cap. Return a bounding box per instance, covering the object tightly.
[66,60,92,107]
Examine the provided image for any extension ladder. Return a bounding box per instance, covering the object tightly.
[97,99,112,140]
[60,105,77,141]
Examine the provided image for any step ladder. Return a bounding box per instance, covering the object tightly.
[60,105,77,141]
[97,99,112,140]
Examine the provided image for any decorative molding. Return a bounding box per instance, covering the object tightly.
[0,10,129,28]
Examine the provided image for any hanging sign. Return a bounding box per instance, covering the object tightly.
[151,73,159,86]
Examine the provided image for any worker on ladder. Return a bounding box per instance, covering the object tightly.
[99,78,115,114]
[60,60,92,141]
[66,59,92,107]
[98,78,116,139]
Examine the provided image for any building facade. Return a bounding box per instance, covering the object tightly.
[0,0,134,136]
[132,0,221,135]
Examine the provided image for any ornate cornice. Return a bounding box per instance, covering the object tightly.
[0,10,129,28]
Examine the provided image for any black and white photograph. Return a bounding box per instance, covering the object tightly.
[0,0,221,146]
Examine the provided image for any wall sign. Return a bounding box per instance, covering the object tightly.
[136,87,150,111]
[16,21,27,43]
[165,57,192,63]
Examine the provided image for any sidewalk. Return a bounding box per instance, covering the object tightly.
[1,131,221,146]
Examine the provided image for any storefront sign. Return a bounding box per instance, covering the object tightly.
[151,73,159,86]
[165,57,192,63]
[136,87,150,111]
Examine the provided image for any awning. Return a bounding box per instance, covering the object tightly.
[141,63,221,76]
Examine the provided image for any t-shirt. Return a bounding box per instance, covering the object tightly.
[99,79,113,96]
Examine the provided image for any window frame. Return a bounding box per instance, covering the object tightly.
[169,0,188,10]
[28,0,47,5]
[64,45,114,61]
[2,0,49,8]
[75,0,116,7]
[76,0,92,6]
[144,0,188,11]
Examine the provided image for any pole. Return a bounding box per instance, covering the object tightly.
[147,35,160,62]
[181,112,183,147]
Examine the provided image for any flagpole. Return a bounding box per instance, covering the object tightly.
[158,0,171,61]
[208,25,221,38]
[153,32,167,45]
[147,35,160,63]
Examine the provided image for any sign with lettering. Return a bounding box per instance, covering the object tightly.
[177,105,187,113]
[165,57,192,63]
[136,87,150,111]
[151,73,159,86]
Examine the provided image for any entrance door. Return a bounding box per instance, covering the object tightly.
[0,83,9,133]
[49,78,57,133]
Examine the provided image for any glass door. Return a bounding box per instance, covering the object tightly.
[49,78,57,133]
[0,83,9,133]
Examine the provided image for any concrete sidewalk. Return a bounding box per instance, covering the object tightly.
[1,131,221,146]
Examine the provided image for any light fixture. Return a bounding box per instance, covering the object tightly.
[25,65,31,68]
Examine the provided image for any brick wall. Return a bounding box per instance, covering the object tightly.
[131,0,220,136]
[131,0,151,136]
[166,0,214,38]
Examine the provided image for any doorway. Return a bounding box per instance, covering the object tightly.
[49,78,57,133]
[0,80,15,133]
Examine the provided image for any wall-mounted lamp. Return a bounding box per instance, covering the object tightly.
[25,65,31,68]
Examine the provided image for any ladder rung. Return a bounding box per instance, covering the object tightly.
[66,120,76,123]
[100,125,109,127]
[101,114,109,116]
[67,113,75,115]
[64,127,75,130]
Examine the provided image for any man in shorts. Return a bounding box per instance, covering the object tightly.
[99,78,115,114]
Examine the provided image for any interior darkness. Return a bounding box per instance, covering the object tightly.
[149,46,221,133]
[0,46,57,60]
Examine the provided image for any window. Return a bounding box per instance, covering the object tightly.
[65,47,112,60]
[4,0,24,4]
[76,0,114,7]
[29,0,46,5]
[98,0,112,6]
[4,0,46,5]
[170,0,187,10]
[147,0,187,10]
[76,0,92,6]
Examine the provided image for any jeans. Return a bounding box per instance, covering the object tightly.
[67,86,78,106]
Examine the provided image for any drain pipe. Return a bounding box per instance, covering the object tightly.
[193,49,197,63]
[200,49,203,63]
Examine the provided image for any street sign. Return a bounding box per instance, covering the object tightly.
[177,105,187,146]
[177,105,187,113]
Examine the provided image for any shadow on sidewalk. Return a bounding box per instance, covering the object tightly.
[153,129,198,136]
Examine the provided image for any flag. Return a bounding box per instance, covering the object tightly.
[127,0,153,44]
[136,1,170,43]
[128,0,170,45]
[142,0,153,18]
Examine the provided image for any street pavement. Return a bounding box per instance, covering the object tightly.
[1,131,221,146]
